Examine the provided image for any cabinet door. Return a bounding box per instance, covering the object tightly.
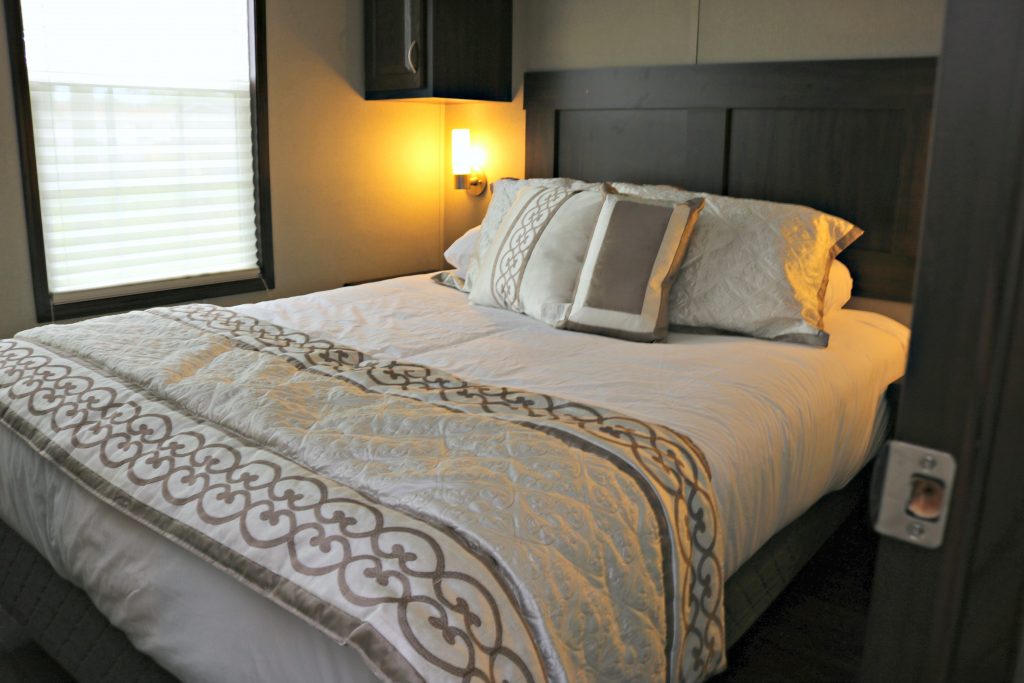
[366,0,426,92]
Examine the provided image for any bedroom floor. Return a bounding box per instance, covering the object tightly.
[0,512,877,683]
[712,507,878,683]
[0,608,71,682]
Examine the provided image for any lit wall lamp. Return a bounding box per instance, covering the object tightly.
[452,128,487,196]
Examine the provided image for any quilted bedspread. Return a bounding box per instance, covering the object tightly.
[0,304,724,682]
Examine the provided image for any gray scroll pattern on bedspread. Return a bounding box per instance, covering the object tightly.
[0,304,726,683]
[152,304,726,681]
[0,339,540,683]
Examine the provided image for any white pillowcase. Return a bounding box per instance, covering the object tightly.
[665,191,862,345]
[464,177,606,291]
[443,225,481,279]
[469,185,607,326]
[824,259,854,316]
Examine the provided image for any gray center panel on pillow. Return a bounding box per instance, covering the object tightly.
[584,201,681,312]
[565,196,705,342]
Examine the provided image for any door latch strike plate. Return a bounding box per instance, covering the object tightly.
[873,440,956,549]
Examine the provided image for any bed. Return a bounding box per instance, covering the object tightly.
[0,58,934,682]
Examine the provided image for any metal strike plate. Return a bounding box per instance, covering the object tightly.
[874,440,956,549]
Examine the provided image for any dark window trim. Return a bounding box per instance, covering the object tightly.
[3,0,274,323]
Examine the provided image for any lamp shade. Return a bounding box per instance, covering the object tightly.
[451,128,472,175]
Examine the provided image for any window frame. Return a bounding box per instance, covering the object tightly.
[3,0,274,322]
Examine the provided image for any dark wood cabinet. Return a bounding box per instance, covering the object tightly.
[364,0,512,101]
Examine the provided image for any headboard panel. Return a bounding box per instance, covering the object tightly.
[524,59,936,301]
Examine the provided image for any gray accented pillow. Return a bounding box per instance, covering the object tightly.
[564,196,705,342]
[665,192,863,346]
[469,185,607,326]
[464,177,606,292]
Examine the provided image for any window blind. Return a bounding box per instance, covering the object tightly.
[20,0,260,302]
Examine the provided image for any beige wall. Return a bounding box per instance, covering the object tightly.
[441,0,946,246]
[518,0,700,70]
[697,0,945,63]
[0,0,445,338]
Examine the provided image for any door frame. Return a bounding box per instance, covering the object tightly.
[860,0,1024,680]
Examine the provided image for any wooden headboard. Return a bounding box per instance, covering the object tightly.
[523,58,936,301]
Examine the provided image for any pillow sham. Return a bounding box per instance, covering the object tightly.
[564,195,705,342]
[823,259,854,316]
[469,185,607,325]
[663,191,863,346]
[464,177,606,291]
[443,225,481,279]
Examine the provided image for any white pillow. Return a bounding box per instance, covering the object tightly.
[665,191,862,346]
[443,225,481,279]
[824,259,854,316]
[469,185,607,326]
[464,177,606,292]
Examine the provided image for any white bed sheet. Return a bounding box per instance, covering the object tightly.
[0,274,909,682]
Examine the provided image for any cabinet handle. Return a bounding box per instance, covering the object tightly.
[405,39,419,74]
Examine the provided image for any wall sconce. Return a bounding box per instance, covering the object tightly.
[452,128,487,196]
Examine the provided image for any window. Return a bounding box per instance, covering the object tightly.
[5,0,272,321]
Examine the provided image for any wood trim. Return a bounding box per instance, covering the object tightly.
[3,0,49,323]
[249,0,275,291]
[4,0,275,322]
[44,278,268,322]
[524,59,935,112]
[523,58,937,302]
[860,0,1024,679]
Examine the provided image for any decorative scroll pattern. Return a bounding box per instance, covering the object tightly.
[153,304,726,680]
[489,188,575,311]
[0,339,544,683]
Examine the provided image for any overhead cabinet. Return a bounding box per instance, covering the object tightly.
[364,0,512,101]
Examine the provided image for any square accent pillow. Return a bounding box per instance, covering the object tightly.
[663,192,863,346]
[469,184,607,325]
[564,196,705,341]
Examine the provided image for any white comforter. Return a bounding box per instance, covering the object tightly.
[0,274,908,682]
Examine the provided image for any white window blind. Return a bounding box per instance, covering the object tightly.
[21,0,260,302]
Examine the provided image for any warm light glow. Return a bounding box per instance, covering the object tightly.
[451,128,472,175]
[469,145,486,171]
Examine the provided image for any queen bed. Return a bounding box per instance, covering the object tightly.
[0,58,934,682]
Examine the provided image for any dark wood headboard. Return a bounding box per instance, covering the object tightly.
[523,58,936,301]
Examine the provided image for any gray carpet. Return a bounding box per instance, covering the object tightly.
[0,607,71,682]
[712,506,876,682]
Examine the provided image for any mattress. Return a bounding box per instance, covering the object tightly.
[0,274,908,682]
